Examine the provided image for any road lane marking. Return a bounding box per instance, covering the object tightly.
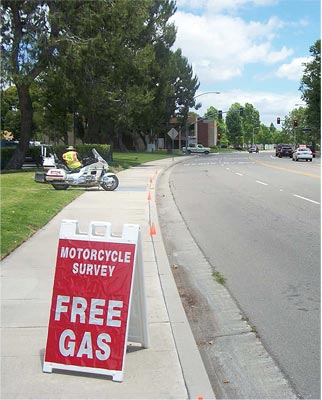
[256,180,268,186]
[235,172,243,176]
[293,194,320,205]
[254,160,320,179]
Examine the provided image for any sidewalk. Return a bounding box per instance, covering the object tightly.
[1,157,215,400]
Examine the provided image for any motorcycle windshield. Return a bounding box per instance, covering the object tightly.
[92,149,108,165]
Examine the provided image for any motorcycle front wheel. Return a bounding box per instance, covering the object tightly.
[52,184,69,190]
[101,175,119,191]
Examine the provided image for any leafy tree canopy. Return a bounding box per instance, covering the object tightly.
[1,0,199,167]
[300,39,321,140]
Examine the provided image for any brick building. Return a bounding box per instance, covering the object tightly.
[171,118,218,149]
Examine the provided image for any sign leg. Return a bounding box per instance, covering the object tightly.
[43,362,53,373]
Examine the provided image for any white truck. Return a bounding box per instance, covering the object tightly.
[182,143,211,154]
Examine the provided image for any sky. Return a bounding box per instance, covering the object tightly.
[170,0,321,127]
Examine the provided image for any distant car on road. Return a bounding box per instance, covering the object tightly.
[292,147,313,162]
[182,143,211,154]
[248,146,259,153]
[307,145,316,158]
[276,144,293,158]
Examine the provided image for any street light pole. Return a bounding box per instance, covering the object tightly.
[194,91,221,99]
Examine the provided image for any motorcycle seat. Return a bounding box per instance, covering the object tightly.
[68,167,81,173]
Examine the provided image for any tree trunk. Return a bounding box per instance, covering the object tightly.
[137,131,147,148]
[117,131,128,152]
[85,114,99,143]
[5,84,33,169]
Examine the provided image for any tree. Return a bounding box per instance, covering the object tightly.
[226,103,243,146]
[300,40,321,143]
[169,50,199,127]
[281,107,309,145]
[204,106,224,131]
[1,86,20,138]
[1,1,72,168]
[36,0,193,149]
[267,123,277,144]
[1,0,200,162]
[118,0,181,149]
[204,106,226,145]
[241,103,260,145]
[256,124,273,146]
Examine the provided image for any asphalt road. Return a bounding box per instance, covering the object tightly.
[163,151,320,399]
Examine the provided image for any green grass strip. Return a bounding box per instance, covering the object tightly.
[1,151,182,259]
[1,172,82,259]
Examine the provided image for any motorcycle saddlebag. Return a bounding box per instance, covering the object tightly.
[45,169,67,182]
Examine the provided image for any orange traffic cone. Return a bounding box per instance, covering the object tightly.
[147,192,151,201]
[150,222,156,236]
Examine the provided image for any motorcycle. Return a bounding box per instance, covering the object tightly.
[34,148,119,191]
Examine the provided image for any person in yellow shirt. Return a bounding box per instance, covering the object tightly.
[62,146,82,170]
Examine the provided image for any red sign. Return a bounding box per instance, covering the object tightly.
[44,238,136,373]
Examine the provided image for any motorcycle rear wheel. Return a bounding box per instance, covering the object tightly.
[52,184,69,190]
[101,175,119,191]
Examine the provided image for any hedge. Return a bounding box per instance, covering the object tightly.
[51,144,112,162]
[1,144,112,170]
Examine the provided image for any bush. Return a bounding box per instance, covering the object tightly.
[26,146,43,166]
[1,147,16,169]
[1,143,112,170]
[52,144,112,162]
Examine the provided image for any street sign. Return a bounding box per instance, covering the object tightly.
[43,220,148,382]
[167,128,179,139]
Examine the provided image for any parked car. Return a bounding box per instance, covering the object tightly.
[275,144,293,158]
[292,147,313,162]
[248,146,259,153]
[307,145,316,158]
[182,143,211,154]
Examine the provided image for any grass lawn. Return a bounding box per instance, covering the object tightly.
[1,172,83,259]
[0,151,182,259]
[111,150,181,169]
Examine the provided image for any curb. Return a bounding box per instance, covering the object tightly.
[151,158,216,399]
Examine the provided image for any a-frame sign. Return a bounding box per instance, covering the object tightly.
[43,220,149,382]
